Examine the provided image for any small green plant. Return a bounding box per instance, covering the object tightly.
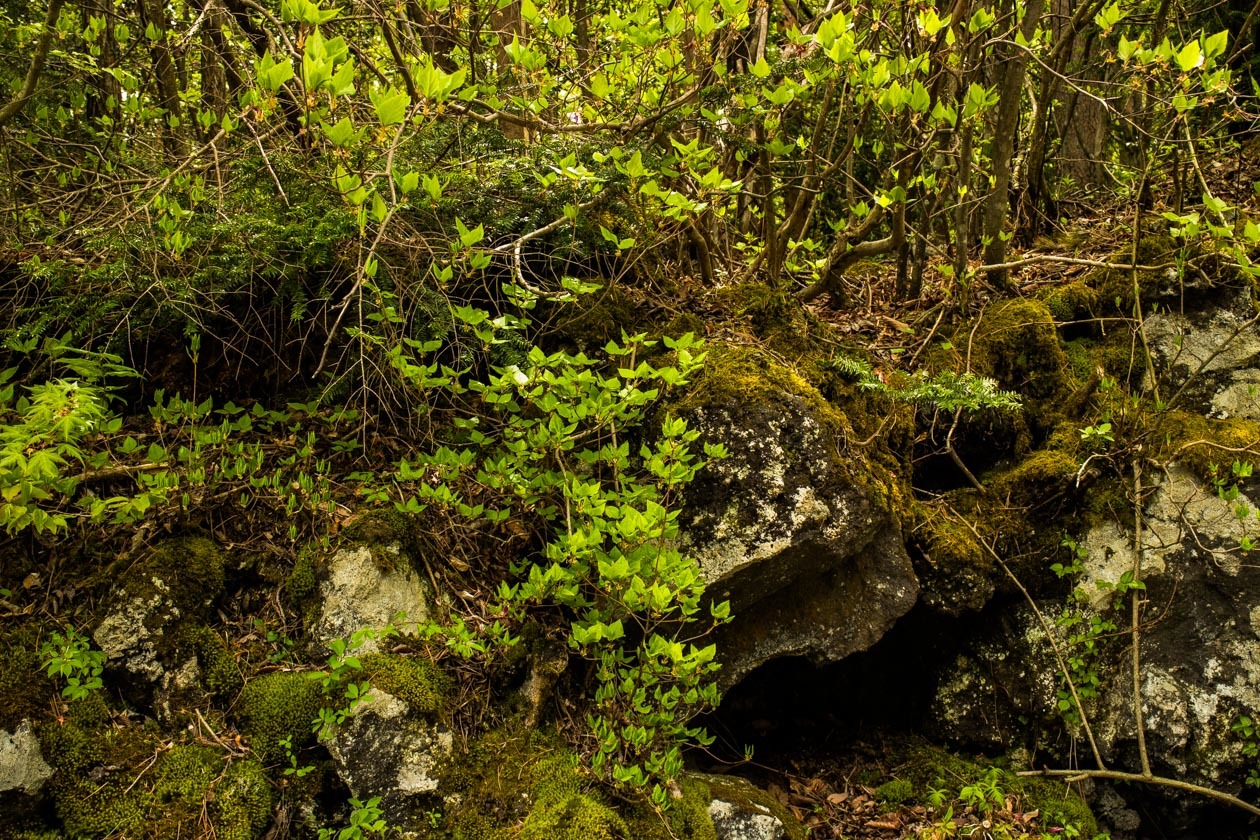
[309,630,382,737]
[829,355,1022,412]
[1079,419,1114,446]
[1053,536,1088,578]
[318,796,388,840]
[279,735,314,779]
[39,627,106,701]
[1231,715,1260,788]
[255,619,297,665]
[958,767,1006,815]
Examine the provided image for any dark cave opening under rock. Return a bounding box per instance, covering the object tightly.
[694,598,1260,840]
[696,601,971,765]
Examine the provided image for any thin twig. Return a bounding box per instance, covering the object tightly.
[1017,769,1260,818]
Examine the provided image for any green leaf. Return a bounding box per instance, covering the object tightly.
[1176,39,1202,72]
[370,87,410,126]
[1204,30,1229,59]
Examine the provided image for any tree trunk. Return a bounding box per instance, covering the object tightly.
[982,0,1045,289]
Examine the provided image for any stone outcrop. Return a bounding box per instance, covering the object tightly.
[1144,290,1260,421]
[311,544,432,653]
[679,349,919,688]
[320,688,452,833]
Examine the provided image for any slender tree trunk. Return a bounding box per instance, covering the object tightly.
[0,0,68,129]
[982,0,1045,289]
[140,0,185,156]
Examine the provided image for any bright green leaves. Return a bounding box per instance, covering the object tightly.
[281,0,340,24]
[256,51,294,93]
[412,58,466,102]
[321,116,363,147]
[302,28,354,97]
[1175,39,1203,72]
[370,87,410,125]
[1094,1,1126,34]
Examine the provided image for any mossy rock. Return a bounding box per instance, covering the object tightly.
[1041,281,1100,322]
[1160,412,1260,483]
[989,448,1081,507]
[129,537,228,614]
[1088,231,1180,314]
[178,624,243,698]
[436,728,722,840]
[238,671,324,763]
[967,298,1070,403]
[361,653,446,716]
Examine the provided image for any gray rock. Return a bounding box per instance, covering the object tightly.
[1082,467,1260,786]
[708,797,787,840]
[934,465,1260,794]
[92,538,226,683]
[312,545,432,652]
[681,385,918,687]
[93,585,171,681]
[320,688,452,831]
[1144,292,1260,420]
[0,720,53,795]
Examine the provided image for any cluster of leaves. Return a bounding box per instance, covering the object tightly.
[377,328,730,804]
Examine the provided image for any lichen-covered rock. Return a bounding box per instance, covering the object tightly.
[0,721,53,795]
[1080,467,1260,788]
[929,604,1062,748]
[1144,290,1260,421]
[92,537,227,684]
[320,688,452,831]
[678,348,918,687]
[708,798,786,840]
[311,544,432,652]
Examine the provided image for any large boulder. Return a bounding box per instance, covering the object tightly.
[92,537,226,683]
[678,347,919,687]
[1143,289,1260,421]
[1082,467,1260,786]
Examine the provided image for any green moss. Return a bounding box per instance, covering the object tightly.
[436,728,723,840]
[917,509,988,571]
[1090,233,1179,314]
[0,622,55,730]
[238,671,324,763]
[875,778,915,806]
[1160,412,1260,482]
[990,449,1080,505]
[520,790,628,840]
[214,760,273,840]
[285,547,318,603]
[1041,281,1099,322]
[179,624,243,698]
[703,775,807,840]
[139,537,227,612]
[886,738,1097,835]
[55,777,149,838]
[361,653,447,715]
[968,298,1069,402]
[673,343,848,433]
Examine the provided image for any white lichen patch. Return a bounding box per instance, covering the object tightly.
[314,545,432,652]
[93,590,169,681]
